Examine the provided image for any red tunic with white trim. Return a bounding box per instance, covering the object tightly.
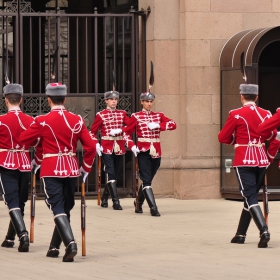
[0,109,34,171]
[258,108,280,138]
[90,108,132,155]
[122,110,177,158]
[218,102,279,167]
[19,106,97,178]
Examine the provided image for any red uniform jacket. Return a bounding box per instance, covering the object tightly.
[218,102,279,167]
[0,109,34,171]
[90,108,132,155]
[19,106,96,178]
[122,110,177,158]
[258,108,280,137]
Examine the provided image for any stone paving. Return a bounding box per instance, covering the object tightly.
[0,198,280,279]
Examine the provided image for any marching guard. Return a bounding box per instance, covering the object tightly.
[120,90,176,216]
[20,83,96,262]
[218,84,280,248]
[0,83,34,252]
[90,90,135,210]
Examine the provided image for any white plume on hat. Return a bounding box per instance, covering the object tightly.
[239,84,258,95]
[46,82,67,96]
[3,83,23,97]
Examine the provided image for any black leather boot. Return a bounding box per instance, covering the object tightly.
[1,220,16,248]
[9,209,29,252]
[107,181,122,210]
[134,184,145,213]
[249,205,270,248]
[46,226,62,258]
[54,215,77,262]
[143,186,160,217]
[231,208,252,244]
[101,184,109,208]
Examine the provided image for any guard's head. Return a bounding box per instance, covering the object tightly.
[239,84,258,101]
[3,83,23,105]
[46,82,67,104]
[3,83,23,97]
[140,92,155,101]
[104,91,119,100]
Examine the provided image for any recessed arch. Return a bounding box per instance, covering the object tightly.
[219,26,280,199]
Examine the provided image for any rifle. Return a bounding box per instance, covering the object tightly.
[30,171,36,243]
[135,157,139,211]
[262,174,269,225]
[81,180,86,256]
[97,156,102,205]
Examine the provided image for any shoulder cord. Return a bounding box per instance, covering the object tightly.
[15,110,27,130]
[253,104,264,122]
[60,108,83,134]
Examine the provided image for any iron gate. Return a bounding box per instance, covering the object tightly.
[0,4,147,197]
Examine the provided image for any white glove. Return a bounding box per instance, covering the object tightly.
[96,143,103,156]
[80,166,89,183]
[109,128,122,136]
[31,159,41,174]
[276,131,280,141]
[131,145,140,157]
[147,122,160,130]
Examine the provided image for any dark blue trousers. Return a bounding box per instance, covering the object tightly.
[138,151,161,187]
[235,166,266,209]
[0,167,30,214]
[42,177,76,218]
[102,153,123,181]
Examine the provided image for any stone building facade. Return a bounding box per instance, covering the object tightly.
[138,0,280,199]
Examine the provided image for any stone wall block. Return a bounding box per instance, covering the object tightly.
[211,0,272,12]
[186,66,220,94]
[184,0,210,12]
[186,12,242,39]
[174,169,221,199]
[186,124,220,157]
[154,0,179,40]
[153,40,180,95]
[186,95,212,124]
[186,40,210,66]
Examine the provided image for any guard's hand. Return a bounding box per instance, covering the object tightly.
[80,166,89,183]
[96,143,103,156]
[109,128,122,136]
[31,159,41,174]
[131,145,140,157]
[147,122,160,130]
[276,131,280,141]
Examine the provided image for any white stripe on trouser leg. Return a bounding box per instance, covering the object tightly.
[42,178,52,212]
[235,167,250,209]
[0,174,8,207]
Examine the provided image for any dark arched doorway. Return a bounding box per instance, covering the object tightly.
[259,40,280,191]
[219,26,280,199]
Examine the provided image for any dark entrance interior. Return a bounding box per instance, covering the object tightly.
[259,40,280,190]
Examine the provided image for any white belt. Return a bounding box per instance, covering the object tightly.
[0,149,29,153]
[137,138,160,143]
[234,143,265,149]
[101,136,123,140]
[43,152,76,159]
